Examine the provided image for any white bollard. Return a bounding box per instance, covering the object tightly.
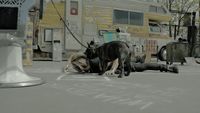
[0,45,44,88]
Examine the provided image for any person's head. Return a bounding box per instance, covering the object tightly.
[71,54,90,72]
[84,41,98,59]
[116,28,121,33]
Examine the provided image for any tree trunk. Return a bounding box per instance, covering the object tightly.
[176,18,181,36]
[169,0,172,37]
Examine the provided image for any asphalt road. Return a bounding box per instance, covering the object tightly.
[1,61,200,113]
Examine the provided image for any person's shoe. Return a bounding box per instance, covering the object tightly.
[168,65,179,73]
[159,64,167,72]
[135,54,146,63]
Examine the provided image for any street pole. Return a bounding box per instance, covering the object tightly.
[199,0,200,42]
[169,0,172,37]
[64,0,67,50]
[39,0,43,19]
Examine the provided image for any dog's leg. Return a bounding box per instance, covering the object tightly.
[99,60,107,75]
[104,58,119,76]
[124,55,131,76]
[118,58,125,78]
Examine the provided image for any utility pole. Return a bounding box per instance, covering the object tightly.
[169,0,172,37]
[39,0,44,19]
[199,0,200,42]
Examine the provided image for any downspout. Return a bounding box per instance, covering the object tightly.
[64,0,67,51]
[39,0,43,19]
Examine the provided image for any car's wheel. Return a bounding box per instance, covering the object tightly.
[192,45,200,58]
[158,47,167,61]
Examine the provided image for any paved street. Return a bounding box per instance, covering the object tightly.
[1,61,200,113]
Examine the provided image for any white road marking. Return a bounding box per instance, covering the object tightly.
[104,76,111,81]
[72,76,98,79]
[140,102,154,110]
[57,74,111,81]
[56,74,67,80]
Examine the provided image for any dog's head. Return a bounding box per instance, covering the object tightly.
[84,41,98,59]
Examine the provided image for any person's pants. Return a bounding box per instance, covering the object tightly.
[132,63,167,72]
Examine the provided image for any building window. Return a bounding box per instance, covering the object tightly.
[113,9,143,26]
[149,6,166,14]
[157,7,166,14]
[130,12,143,26]
[44,29,53,42]
[113,10,128,24]
[149,23,161,33]
[0,7,18,30]
[149,6,157,13]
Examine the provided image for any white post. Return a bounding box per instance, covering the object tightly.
[0,0,45,88]
[0,45,44,88]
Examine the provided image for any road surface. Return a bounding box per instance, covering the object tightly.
[0,61,200,113]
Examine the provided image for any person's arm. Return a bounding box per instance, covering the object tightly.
[64,54,74,73]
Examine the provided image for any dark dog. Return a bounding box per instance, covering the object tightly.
[85,41,131,78]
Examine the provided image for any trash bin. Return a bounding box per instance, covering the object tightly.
[166,42,189,64]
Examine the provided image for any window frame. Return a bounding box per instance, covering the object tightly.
[149,5,167,14]
[130,11,144,26]
[113,9,144,26]
[149,22,163,34]
[113,9,129,25]
[44,28,53,42]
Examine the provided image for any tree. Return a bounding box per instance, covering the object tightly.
[163,0,198,38]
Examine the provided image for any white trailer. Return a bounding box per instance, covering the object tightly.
[37,0,172,60]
